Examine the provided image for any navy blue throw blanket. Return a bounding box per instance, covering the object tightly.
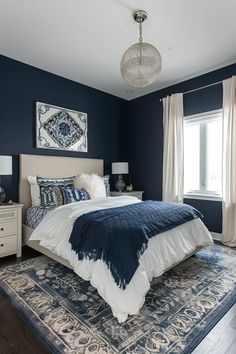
[69,201,202,289]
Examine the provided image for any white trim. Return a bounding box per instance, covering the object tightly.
[184,109,222,122]
[211,232,222,241]
[184,109,223,198]
[184,194,222,201]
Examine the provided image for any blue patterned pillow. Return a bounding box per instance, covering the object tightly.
[25,206,51,229]
[52,186,64,207]
[60,187,90,204]
[103,175,110,197]
[37,176,75,208]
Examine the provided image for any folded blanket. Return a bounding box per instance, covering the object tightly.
[69,201,202,289]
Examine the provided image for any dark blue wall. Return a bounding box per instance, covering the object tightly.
[128,63,236,233]
[0,55,128,202]
[1,53,235,233]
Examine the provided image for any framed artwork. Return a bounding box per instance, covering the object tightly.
[36,102,88,152]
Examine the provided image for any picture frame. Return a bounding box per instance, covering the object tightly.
[36,102,88,152]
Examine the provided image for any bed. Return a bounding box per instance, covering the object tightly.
[20,154,213,322]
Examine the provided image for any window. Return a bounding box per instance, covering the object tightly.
[184,110,222,199]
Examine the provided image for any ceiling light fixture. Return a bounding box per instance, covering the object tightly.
[120,10,162,88]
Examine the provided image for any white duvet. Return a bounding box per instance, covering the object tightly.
[30,196,213,322]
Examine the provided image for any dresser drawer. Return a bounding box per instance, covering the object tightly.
[0,209,18,221]
[0,220,18,236]
[0,235,17,256]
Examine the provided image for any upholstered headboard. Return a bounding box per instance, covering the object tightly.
[19,154,104,217]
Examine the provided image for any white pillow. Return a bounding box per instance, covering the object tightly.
[74,173,106,199]
[28,176,41,206]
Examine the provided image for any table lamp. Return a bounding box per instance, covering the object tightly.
[0,155,12,203]
[112,162,129,192]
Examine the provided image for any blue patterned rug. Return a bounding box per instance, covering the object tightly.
[0,244,236,354]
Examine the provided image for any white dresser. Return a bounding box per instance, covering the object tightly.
[0,203,23,258]
[110,191,143,200]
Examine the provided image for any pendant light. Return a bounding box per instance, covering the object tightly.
[120,10,162,88]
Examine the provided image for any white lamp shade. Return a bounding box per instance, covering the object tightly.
[0,156,12,175]
[112,162,129,174]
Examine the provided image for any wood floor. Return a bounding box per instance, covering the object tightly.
[0,247,50,354]
[0,246,236,354]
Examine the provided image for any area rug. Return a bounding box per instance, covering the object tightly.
[0,244,236,354]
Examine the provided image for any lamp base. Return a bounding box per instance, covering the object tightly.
[0,185,6,203]
[115,174,126,192]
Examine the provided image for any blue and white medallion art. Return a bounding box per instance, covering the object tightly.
[36,102,88,152]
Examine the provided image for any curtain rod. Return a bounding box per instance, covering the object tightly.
[159,80,223,102]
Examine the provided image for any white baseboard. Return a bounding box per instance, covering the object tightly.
[211,232,222,241]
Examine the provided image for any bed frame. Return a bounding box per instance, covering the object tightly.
[20,154,103,267]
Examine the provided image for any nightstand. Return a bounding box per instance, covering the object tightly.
[110,191,144,200]
[0,203,23,258]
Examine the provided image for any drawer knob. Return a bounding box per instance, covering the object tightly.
[0,228,4,231]
[0,244,4,247]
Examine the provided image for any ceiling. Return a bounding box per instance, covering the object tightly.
[0,0,235,100]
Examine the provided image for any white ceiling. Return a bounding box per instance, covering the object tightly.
[0,0,235,100]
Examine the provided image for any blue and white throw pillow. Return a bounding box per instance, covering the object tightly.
[25,206,52,229]
[103,175,110,197]
[37,176,75,208]
[60,187,90,204]
[52,186,64,207]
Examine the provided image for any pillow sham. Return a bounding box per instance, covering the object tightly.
[52,186,64,207]
[25,206,52,229]
[60,187,90,204]
[37,176,75,208]
[74,173,106,198]
[28,176,41,206]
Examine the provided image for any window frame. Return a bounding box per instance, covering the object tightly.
[183,109,223,201]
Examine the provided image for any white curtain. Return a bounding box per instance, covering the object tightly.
[162,93,184,202]
[222,76,236,247]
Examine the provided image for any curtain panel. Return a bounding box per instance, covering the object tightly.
[162,93,184,202]
[222,76,236,247]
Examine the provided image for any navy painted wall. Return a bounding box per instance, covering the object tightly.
[128,64,236,232]
[0,55,128,202]
[0,53,235,233]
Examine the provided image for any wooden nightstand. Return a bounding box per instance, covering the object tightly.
[110,191,144,200]
[0,203,23,258]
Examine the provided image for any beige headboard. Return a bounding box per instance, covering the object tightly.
[19,154,104,217]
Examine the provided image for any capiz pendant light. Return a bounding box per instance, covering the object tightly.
[120,10,162,88]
